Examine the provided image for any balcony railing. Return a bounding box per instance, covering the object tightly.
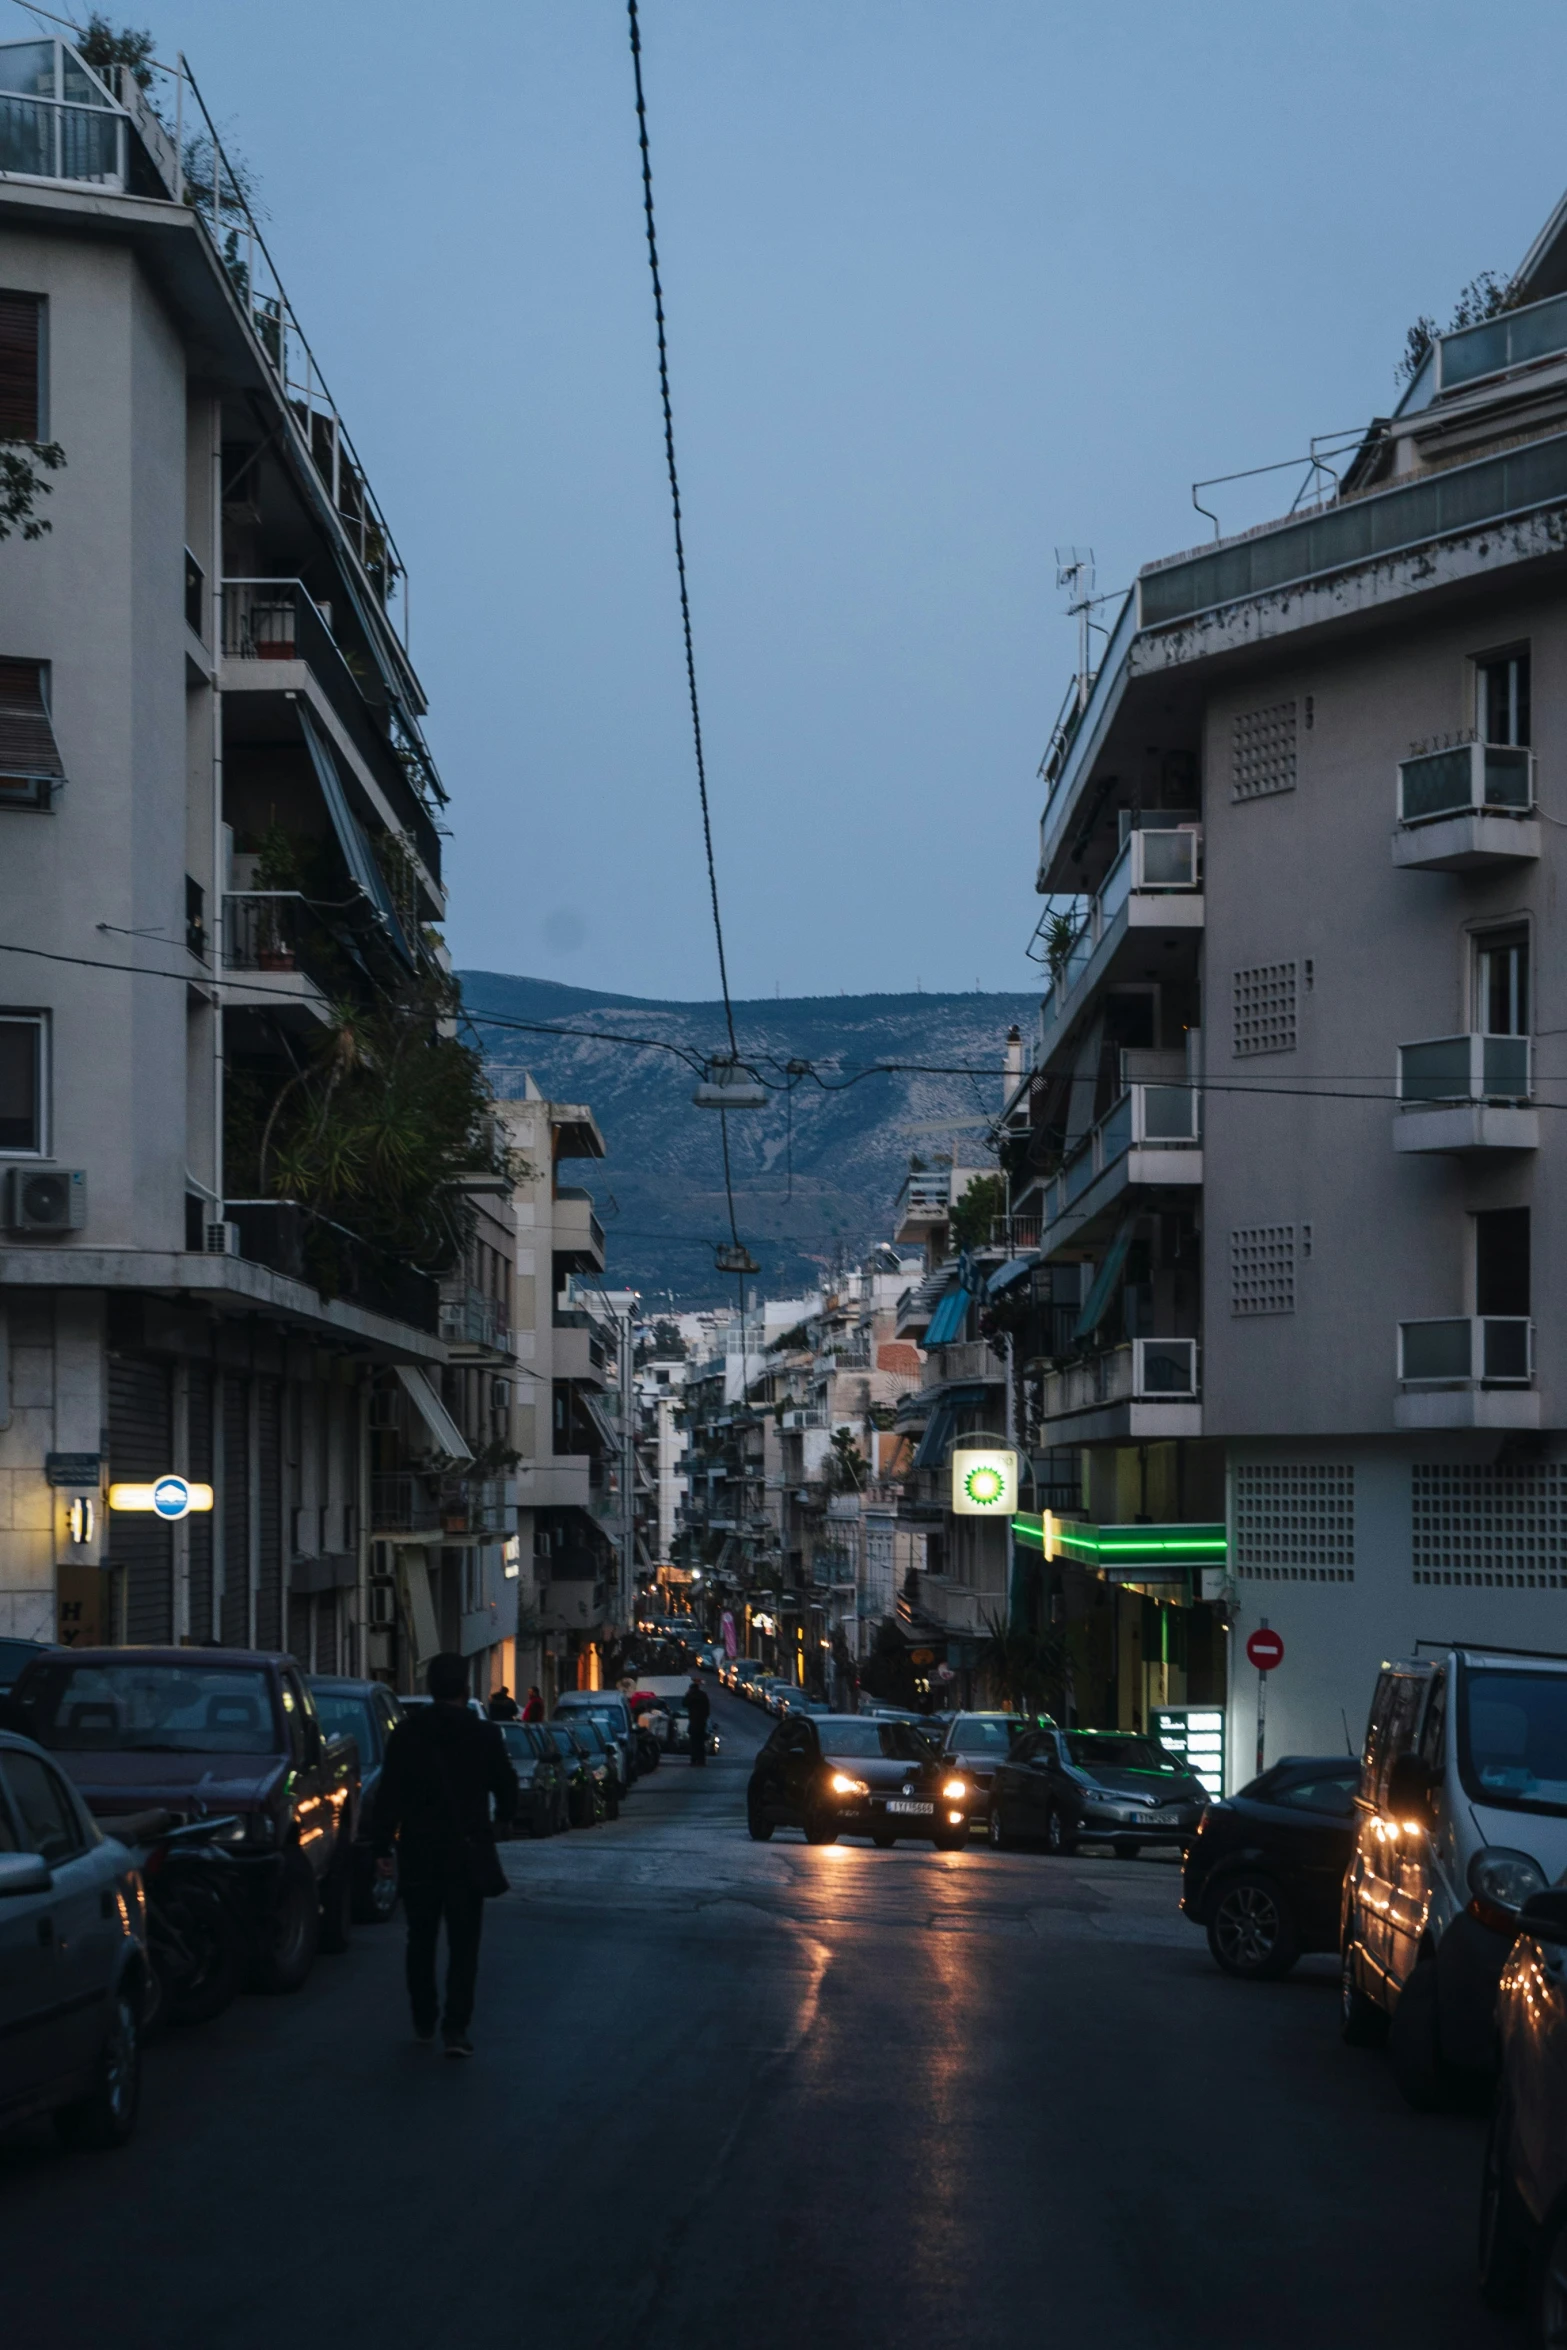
[222,892,343,996]
[439,1476,513,1537]
[894,1171,954,1222]
[1398,1034,1531,1105]
[988,1214,1043,1252]
[1043,1339,1200,1419]
[1132,1337,1199,1399]
[370,1473,442,1534]
[1045,1084,1200,1223]
[1040,828,1202,1036]
[1399,1317,1533,1387]
[1398,741,1534,826]
[223,1199,439,1332]
[921,1338,1004,1389]
[439,1285,509,1351]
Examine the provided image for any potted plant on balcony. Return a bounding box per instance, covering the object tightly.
[253,823,298,969]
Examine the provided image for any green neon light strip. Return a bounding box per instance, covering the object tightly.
[1012,1517,1227,1566]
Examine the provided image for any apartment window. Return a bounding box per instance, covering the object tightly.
[1478,650,1530,748]
[0,659,63,809]
[1232,701,1297,801]
[1475,926,1528,1035]
[0,292,42,440]
[1231,1225,1296,1316]
[1233,962,1298,1056]
[184,548,205,639]
[1475,1208,1529,1319]
[0,1013,46,1152]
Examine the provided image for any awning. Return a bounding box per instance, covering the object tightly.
[0,659,64,804]
[910,1384,989,1471]
[297,700,415,967]
[1073,1217,1136,1341]
[395,1365,472,1463]
[987,1253,1038,1300]
[923,1287,969,1347]
[580,1390,621,1455]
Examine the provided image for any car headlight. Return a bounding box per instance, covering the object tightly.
[1469,1847,1547,1912]
[830,1773,870,1796]
[943,1778,968,1800]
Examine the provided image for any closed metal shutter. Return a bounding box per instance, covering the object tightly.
[221,1378,250,1648]
[0,293,40,439]
[187,1369,213,1639]
[255,1379,282,1650]
[108,1355,172,1644]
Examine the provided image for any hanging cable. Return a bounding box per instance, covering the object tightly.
[626,0,738,1061]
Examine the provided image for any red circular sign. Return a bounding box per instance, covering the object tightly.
[1246,1628,1285,1672]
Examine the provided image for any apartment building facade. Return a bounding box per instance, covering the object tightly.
[1018,186,1567,1770]
[0,37,475,1680]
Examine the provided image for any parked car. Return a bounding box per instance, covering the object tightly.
[1179,1753,1360,1977]
[1478,1882,1567,2325]
[1340,1643,1567,2108]
[748,1715,969,1849]
[938,1713,1029,1828]
[0,1727,149,2147]
[555,1691,638,1789]
[565,1716,625,1818]
[10,1648,360,1994]
[307,1676,406,1922]
[986,1725,1207,1857]
[493,1722,570,1836]
[545,1720,609,1826]
[0,1635,49,1694]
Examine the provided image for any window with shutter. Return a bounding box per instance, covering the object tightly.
[0,659,63,808]
[0,294,41,440]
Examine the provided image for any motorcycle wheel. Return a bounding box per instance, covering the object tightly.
[251,1852,321,1994]
[159,1882,246,2026]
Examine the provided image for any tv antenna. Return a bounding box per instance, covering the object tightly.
[1056,547,1097,713]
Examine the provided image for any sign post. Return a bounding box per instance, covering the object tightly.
[1245,1621,1284,1774]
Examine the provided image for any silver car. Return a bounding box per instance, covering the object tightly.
[0,1728,149,2147]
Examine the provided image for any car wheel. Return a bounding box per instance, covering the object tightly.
[747,1799,775,1842]
[1044,1804,1077,1857]
[160,1881,246,2024]
[987,1806,1013,1851]
[1340,1942,1389,2048]
[932,1826,967,1852]
[872,1830,896,1849]
[1478,2091,1531,2312]
[1389,1959,1459,2111]
[55,1984,142,2150]
[251,1851,321,1993]
[1206,1876,1300,1980]
[318,1832,354,1956]
[804,1807,838,1845]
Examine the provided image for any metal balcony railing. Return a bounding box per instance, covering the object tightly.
[1045,1084,1200,1222]
[370,1473,442,1534]
[988,1214,1043,1252]
[1398,1034,1531,1105]
[223,1200,439,1332]
[1044,1338,1200,1418]
[894,1171,954,1222]
[1399,1317,1533,1387]
[1398,741,1534,826]
[439,1285,509,1350]
[222,892,342,995]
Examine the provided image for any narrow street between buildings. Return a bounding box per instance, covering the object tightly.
[0,1689,1509,2350]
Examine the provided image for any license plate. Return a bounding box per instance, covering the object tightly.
[886,1799,933,1816]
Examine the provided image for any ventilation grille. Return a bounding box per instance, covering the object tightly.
[1235,1462,1354,1581]
[1231,1225,1296,1316]
[1233,700,1298,801]
[1234,962,1298,1056]
[1411,1461,1567,1589]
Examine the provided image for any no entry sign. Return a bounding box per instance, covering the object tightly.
[1246,1627,1285,1673]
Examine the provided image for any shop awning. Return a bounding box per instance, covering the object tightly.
[0,658,64,803]
[395,1365,472,1464]
[579,1390,621,1455]
[297,700,415,967]
[986,1253,1037,1299]
[923,1287,969,1347]
[1073,1217,1136,1340]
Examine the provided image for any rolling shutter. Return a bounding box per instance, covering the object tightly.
[0,294,41,439]
[108,1354,172,1644]
[221,1378,251,1647]
[0,660,64,807]
[256,1378,282,1650]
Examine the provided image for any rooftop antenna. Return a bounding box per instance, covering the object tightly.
[1056,547,1096,713]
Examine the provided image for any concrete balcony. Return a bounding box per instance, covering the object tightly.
[553,1186,606,1272]
[552,1310,610,1386]
[921,1339,1006,1390]
[1042,1085,1202,1255]
[1038,827,1203,1048]
[1041,1340,1202,1445]
[438,1283,511,1358]
[1393,743,1539,871]
[1395,1316,1538,1428]
[1395,1034,1537,1153]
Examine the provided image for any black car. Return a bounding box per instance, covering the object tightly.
[545,1721,608,1827]
[0,1635,49,1694]
[494,1722,570,1836]
[747,1714,968,1849]
[1180,1753,1360,1978]
[307,1676,406,1923]
[939,1712,1029,1829]
[987,1725,1207,1857]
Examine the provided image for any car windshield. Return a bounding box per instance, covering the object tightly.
[1064,1733,1186,1777]
[20,1660,278,1755]
[819,1722,930,1761]
[311,1693,375,1759]
[950,1717,1024,1753]
[496,1724,535,1759]
[1461,1669,1567,1816]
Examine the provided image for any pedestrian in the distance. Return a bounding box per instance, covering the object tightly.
[372,1652,519,2058]
[521,1686,544,1723]
[487,1684,519,1721]
[685,1672,711,1768]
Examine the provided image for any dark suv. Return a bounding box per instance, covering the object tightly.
[1180,1753,1360,1978]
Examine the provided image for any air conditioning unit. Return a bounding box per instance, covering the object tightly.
[4,1166,86,1232]
[205,1219,241,1256]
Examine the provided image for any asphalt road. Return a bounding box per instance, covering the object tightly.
[0,1686,1514,2350]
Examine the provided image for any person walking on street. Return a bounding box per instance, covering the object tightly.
[372,1652,519,2058]
[487,1684,519,1721]
[685,1672,711,1767]
[521,1686,544,1722]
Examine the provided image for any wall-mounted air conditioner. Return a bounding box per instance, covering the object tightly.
[4,1166,86,1232]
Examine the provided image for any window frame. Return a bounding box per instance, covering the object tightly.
[0,289,44,443]
[1474,644,1532,749]
[1471,921,1531,1039]
[0,1006,48,1157]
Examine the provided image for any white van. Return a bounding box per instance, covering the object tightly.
[1341,1643,1567,2108]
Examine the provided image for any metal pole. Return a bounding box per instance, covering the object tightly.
[1255,1614,1269,1776]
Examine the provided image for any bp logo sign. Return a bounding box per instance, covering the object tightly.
[950,1446,1018,1517]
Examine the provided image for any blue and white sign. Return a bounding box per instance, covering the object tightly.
[152,1476,194,1521]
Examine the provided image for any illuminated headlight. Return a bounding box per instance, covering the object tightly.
[1469,1847,1546,1912]
[830,1773,870,1796]
[208,1816,250,1845]
[942,1779,968,1800]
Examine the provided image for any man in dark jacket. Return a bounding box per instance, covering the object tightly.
[487,1684,519,1720]
[685,1673,711,1767]
[372,1653,519,2057]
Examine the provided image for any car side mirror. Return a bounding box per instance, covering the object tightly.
[1516,1888,1567,1944]
[1385,1754,1436,1819]
[0,1851,52,1896]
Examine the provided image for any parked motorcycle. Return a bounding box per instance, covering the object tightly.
[113,1811,254,2031]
